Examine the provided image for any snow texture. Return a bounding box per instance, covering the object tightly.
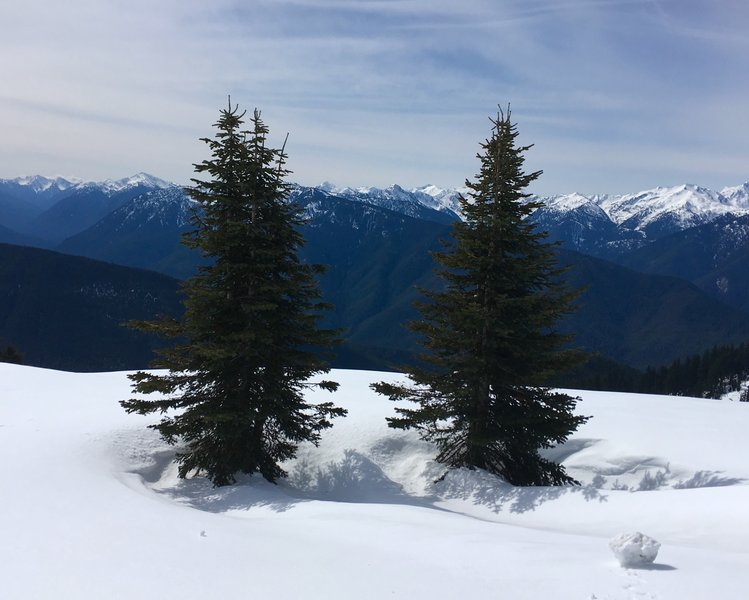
[2,365,749,599]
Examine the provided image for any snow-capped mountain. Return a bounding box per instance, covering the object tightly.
[8,173,749,373]
[2,172,175,195]
[596,184,749,239]
[3,174,82,193]
[8,173,749,243]
[0,175,84,227]
[113,187,194,228]
[0,173,180,244]
[528,193,640,256]
[316,183,462,224]
[722,182,749,206]
[57,187,198,276]
[6,171,749,266]
[93,172,176,194]
[316,181,749,240]
[411,184,467,216]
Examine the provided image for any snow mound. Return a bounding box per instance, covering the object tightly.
[609,531,661,567]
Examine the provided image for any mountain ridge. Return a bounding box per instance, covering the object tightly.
[5,172,749,373]
[7,172,749,235]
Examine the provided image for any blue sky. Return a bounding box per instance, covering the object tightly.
[1,0,747,195]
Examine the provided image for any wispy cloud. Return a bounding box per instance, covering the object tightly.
[1,0,747,194]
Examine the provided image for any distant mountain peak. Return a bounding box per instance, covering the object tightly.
[96,173,177,193]
[594,183,746,236]
[540,192,600,211]
[309,183,462,224]
[2,173,177,194]
[3,175,81,192]
[721,182,749,207]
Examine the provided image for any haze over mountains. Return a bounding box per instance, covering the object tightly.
[2,173,749,375]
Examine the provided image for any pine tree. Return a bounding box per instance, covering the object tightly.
[121,101,345,486]
[0,345,23,365]
[372,107,588,486]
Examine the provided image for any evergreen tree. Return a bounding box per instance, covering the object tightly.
[121,101,345,486]
[372,107,587,486]
[0,345,23,365]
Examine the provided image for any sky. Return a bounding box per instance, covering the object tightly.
[1,0,748,196]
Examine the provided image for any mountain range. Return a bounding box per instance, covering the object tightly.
[2,173,749,374]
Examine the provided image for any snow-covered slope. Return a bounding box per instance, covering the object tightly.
[80,172,176,195]
[113,187,194,228]
[411,184,466,216]
[2,363,748,599]
[597,184,749,238]
[533,192,615,227]
[2,174,82,193]
[8,174,749,236]
[319,183,460,224]
[2,172,175,195]
[528,193,639,255]
[722,182,749,206]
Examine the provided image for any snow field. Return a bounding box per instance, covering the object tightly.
[1,364,748,599]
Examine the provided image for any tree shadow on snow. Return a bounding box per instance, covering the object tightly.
[673,470,745,489]
[284,448,441,510]
[155,473,312,514]
[127,446,310,513]
[127,437,608,517]
[131,446,443,514]
[432,466,608,514]
[429,437,608,514]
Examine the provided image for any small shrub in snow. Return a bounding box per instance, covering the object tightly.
[609,532,660,567]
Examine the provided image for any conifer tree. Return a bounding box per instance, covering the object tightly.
[0,345,23,365]
[121,101,344,486]
[372,107,587,486]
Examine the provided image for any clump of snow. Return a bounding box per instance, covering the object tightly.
[609,531,661,567]
[720,378,749,402]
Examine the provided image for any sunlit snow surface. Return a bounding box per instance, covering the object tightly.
[2,364,748,599]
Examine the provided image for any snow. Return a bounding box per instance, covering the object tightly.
[313,182,466,218]
[9,175,749,236]
[2,364,749,599]
[2,174,82,192]
[609,532,661,567]
[542,192,596,211]
[117,188,194,227]
[596,184,748,232]
[721,182,749,207]
[533,193,613,223]
[410,184,467,215]
[721,378,749,402]
[98,172,176,193]
[314,181,749,234]
[2,173,175,194]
